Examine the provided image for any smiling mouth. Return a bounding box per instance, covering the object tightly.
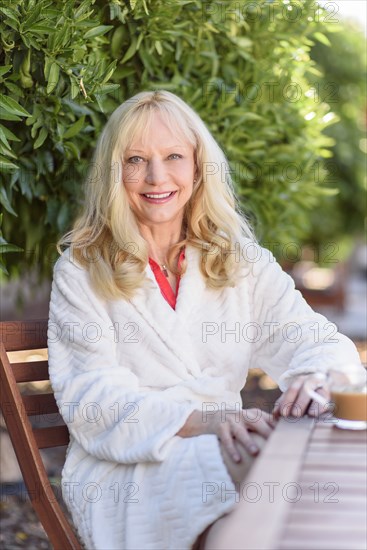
[140,191,177,203]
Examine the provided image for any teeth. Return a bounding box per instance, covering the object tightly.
[144,192,172,199]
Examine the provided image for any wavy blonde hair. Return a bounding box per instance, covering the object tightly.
[58,90,256,300]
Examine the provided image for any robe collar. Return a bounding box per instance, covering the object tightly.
[128,244,206,377]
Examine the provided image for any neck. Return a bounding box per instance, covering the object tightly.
[138,220,185,263]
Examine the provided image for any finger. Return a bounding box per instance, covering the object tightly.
[273,396,292,418]
[218,427,242,463]
[272,398,281,419]
[251,422,272,439]
[291,383,314,417]
[318,386,331,402]
[308,387,333,417]
[244,408,277,430]
[242,409,276,430]
[293,378,332,417]
[231,424,260,456]
[246,409,274,425]
[261,410,278,429]
[275,376,307,417]
[245,416,273,438]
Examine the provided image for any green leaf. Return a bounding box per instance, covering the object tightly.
[155,40,163,55]
[0,95,31,117]
[0,261,8,275]
[0,186,17,215]
[22,4,42,29]
[0,7,19,23]
[319,149,334,158]
[0,65,12,77]
[70,79,80,99]
[47,62,60,94]
[111,26,126,58]
[93,83,120,96]
[44,56,52,79]
[34,127,48,149]
[0,112,22,122]
[53,25,71,50]
[74,0,94,19]
[4,81,24,97]
[142,0,149,15]
[0,124,20,142]
[0,141,17,159]
[319,187,339,196]
[313,32,331,47]
[63,116,85,139]
[101,60,117,84]
[83,25,113,39]
[0,243,23,253]
[121,37,138,63]
[0,126,10,149]
[64,140,81,159]
[0,155,19,172]
[29,24,55,34]
[57,202,70,231]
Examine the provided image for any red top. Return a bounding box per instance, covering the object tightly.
[148,247,185,310]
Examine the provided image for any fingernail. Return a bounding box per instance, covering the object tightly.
[234,454,241,462]
[250,445,258,455]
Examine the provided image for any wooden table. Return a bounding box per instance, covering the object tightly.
[216,417,367,550]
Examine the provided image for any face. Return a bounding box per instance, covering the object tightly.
[122,112,197,232]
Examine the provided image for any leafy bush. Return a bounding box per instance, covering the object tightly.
[0,0,340,277]
[306,19,366,253]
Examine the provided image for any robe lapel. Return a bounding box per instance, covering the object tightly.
[128,245,206,378]
[175,244,206,318]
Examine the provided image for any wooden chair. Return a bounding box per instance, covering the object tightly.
[0,319,81,550]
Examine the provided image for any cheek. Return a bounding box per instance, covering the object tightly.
[123,165,144,187]
[184,175,194,194]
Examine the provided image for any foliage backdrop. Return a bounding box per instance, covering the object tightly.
[308,21,366,252]
[0,0,363,276]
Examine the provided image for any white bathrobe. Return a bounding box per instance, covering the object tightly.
[48,240,360,549]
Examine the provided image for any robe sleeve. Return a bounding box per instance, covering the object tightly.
[48,256,198,464]
[244,243,362,391]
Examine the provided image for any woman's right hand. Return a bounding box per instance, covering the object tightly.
[206,408,276,463]
[176,407,276,464]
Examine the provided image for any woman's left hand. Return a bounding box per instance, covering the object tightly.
[272,373,331,419]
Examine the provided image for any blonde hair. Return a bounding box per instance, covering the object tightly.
[58,90,256,300]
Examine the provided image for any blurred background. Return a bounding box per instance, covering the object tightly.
[0,0,366,547]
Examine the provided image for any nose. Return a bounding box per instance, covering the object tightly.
[145,158,168,185]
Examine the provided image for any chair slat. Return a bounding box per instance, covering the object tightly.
[34,425,70,449]
[0,320,48,351]
[0,322,81,550]
[12,361,49,382]
[22,393,60,416]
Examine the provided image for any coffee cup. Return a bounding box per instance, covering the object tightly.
[305,366,367,430]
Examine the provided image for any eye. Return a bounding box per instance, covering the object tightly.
[168,153,183,160]
[126,156,144,164]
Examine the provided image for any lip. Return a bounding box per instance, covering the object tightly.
[140,191,177,204]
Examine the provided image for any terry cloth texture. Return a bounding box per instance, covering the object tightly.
[48,239,361,549]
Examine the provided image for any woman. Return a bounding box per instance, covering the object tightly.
[48,90,361,550]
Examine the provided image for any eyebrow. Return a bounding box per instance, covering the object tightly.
[126,145,189,153]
